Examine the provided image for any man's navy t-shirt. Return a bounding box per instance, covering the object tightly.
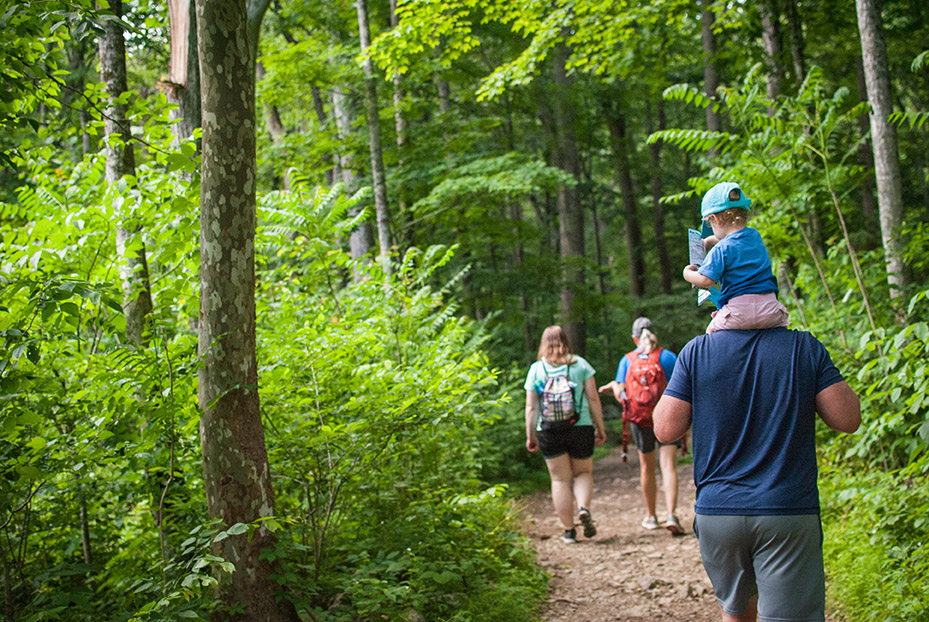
[663,328,844,515]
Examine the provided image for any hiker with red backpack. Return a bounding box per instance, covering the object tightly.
[598,317,684,535]
[525,326,607,544]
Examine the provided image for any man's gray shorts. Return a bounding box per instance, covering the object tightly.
[693,514,825,621]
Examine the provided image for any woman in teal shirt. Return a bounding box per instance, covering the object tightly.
[524,326,607,544]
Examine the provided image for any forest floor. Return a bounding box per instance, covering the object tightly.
[520,445,719,622]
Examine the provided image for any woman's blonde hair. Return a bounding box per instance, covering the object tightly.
[537,325,576,365]
[637,327,658,354]
[632,317,658,354]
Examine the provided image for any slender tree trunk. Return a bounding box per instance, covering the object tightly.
[195,0,298,618]
[1,540,11,622]
[552,46,585,355]
[332,87,374,263]
[701,0,721,150]
[855,0,908,303]
[604,93,646,301]
[310,85,336,186]
[98,0,153,348]
[783,0,806,85]
[437,78,451,115]
[256,62,292,191]
[855,56,879,239]
[165,0,201,148]
[66,39,93,156]
[759,0,784,100]
[356,0,392,272]
[79,487,92,564]
[389,0,410,248]
[646,98,672,295]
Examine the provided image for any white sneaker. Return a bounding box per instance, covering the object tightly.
[641,515,660,530]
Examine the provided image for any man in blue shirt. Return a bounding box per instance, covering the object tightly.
[653,328,860,622]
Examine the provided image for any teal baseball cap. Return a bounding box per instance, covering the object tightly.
[701,182,752,218]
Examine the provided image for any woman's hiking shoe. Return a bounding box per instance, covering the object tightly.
[641,515,660,530]
[560,528,577,544]
[663,514,684,536]
[578,508,597,538]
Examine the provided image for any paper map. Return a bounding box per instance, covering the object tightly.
[688,228,721,307]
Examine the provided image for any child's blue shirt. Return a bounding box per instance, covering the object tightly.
[698,227,778,308]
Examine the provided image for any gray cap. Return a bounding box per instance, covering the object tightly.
[632,317,652,338]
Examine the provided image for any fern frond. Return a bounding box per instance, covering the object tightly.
[797,66,825,102]
[658,189,698,205]
[662,83,723,114]
[647,129,737,154]
[889,110,929,131]
[912,50,929,73]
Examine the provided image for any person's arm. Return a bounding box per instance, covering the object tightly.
[584,377,607,446]
[653,394,692,443]
[815,380,861,433]
[683,264,716,289]
[525,391,540,452]
[597,380,626,402]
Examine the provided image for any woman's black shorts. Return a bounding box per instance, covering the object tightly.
[538,425,595,460]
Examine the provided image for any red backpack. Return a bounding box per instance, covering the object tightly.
[622,348,667,428]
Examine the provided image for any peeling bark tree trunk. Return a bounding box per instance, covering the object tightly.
[759,0,784,100]
[553,46,585,355]
[165,0,201,147]
[357,0,392,273]
[98,0,153,347]
[855,0,908,303]
[701,0,721,155]
[195,0,299,619]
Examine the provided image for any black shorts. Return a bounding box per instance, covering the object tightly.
[628,421,681,454]
[538,425,595,460]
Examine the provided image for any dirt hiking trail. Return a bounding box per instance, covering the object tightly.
[521,446,718,621]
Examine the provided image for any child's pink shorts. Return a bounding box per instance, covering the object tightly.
[707,293,789,334]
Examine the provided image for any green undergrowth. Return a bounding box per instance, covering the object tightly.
[821,458,929,621]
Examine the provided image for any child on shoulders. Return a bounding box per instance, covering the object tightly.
[682,182,789,334]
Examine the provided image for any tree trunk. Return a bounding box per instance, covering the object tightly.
[310,85,336,186]
[195,1,299,619]
[855,56,879,241]
[332,87,374,263]
[356,0,392,272]
[646,98,672,295]
[701,0,721,144]
[855,0,908,303]
[604,93,646,301]
[165,0,201,148]
[79,487,92,564]
[256,61,292,191]
[783,0,806,85]
[759,0,784,100]
[98,0,153,348]
[552,45,585,355]
[389,0,409,249]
